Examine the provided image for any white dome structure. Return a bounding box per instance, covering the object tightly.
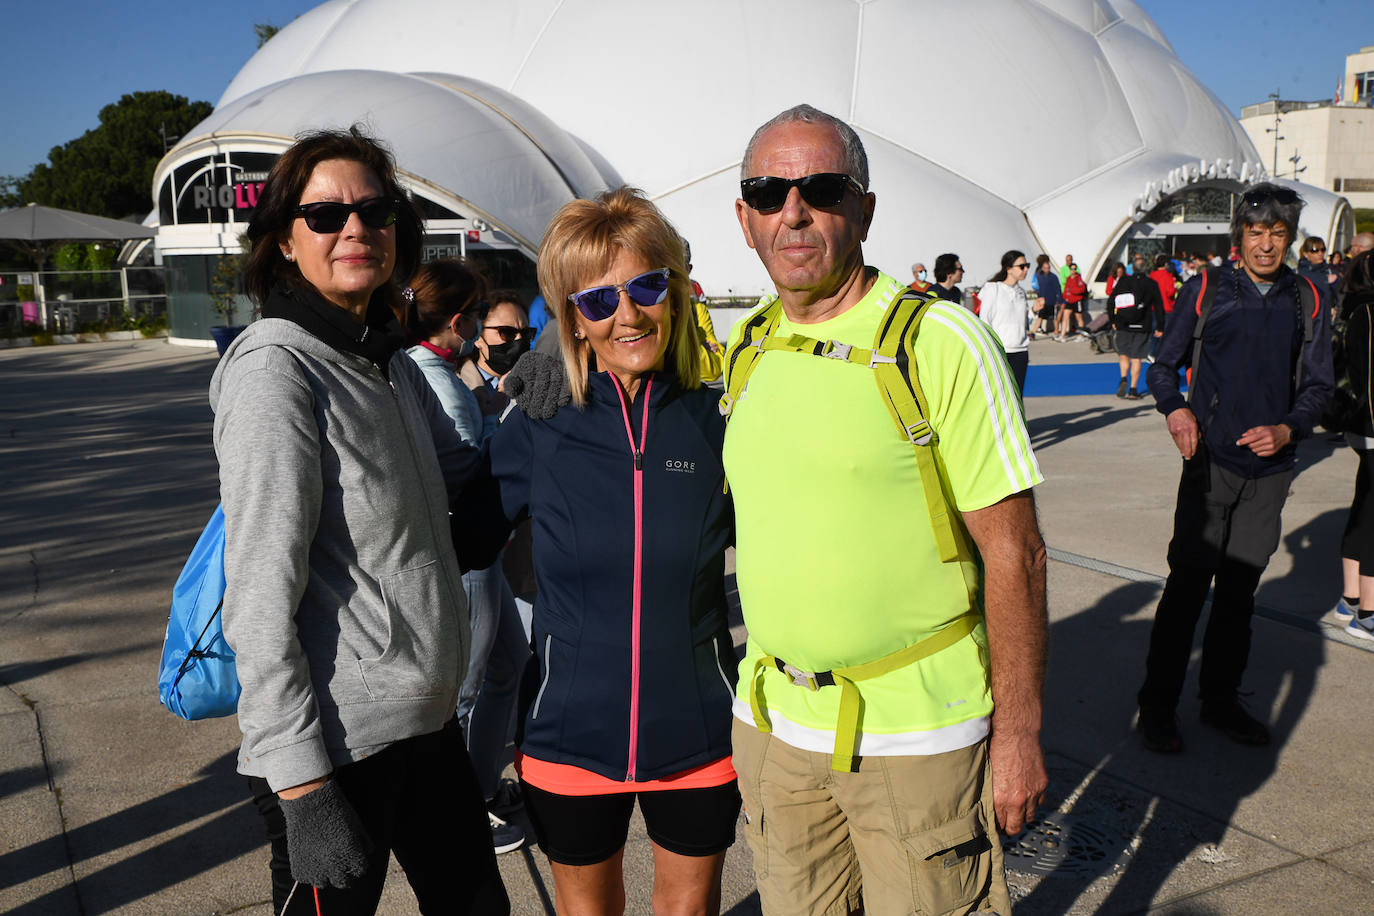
[198,0,1353,299]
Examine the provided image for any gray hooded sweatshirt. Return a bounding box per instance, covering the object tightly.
[209,316,475,791]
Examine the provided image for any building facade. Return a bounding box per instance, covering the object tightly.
[1240,46,1374,213]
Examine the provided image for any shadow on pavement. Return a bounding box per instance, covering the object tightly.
[1026,404,1154,451]
[1015,573,1321,914]
[0,751,263,914]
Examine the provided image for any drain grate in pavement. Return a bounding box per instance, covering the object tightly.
[1002,812,1132,877]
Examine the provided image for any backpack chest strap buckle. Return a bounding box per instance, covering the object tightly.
[823,340,854,361]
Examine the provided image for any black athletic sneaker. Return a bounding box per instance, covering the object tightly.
[1137,707,1183,753]
[1116,379,1129,399]
[1200,696,1271,746]
[487,778,524,819]
[1125,388,1143,400]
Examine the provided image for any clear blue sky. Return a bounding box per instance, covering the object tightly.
[0,0,1367,180]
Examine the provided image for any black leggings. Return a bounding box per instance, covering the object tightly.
[1341,448,1374,576]
[248,720,508,915]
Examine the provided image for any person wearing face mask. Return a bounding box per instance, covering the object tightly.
[910,261,933,294]
[404,258,487,446]
[403,261,530,858]
[460,291,535,439]
[452,290,541,844]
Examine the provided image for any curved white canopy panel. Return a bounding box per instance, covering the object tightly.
[213,0,1308,294]
[168,68,618,253]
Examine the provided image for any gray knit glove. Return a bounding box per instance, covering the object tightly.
[503,350,572,420]
[278,780,374,889]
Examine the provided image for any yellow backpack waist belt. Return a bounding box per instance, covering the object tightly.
[748,611,980,772]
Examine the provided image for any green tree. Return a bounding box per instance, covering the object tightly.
[0,175,22,209]
[254,22,280,47]
[19,91,212,219]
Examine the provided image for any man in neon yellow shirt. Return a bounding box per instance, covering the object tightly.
[726,104,1048,915]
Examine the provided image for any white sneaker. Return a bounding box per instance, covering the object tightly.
[1333,597,1358,621]
[489,811,525,854]
[1347,613,1374,641]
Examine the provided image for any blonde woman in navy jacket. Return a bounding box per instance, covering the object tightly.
[486,187,739,915]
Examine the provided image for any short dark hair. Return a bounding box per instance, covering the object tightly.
[244,125,424,309]
[1229,181,1302,249]
[1154,254,1169,269]
[934,253,961,283]
[405,257,487,338]
[486,288,528,319]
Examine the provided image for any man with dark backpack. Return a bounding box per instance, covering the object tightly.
[1137,183,1333,753]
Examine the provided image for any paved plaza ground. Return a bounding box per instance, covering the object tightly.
[2,336,1372,914]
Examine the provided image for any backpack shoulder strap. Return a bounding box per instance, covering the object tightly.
[717,287,970,565]
[719,299,783,419]
[1294,274,1319,391]
[869,290,969,564]
[1187,266,1221,404]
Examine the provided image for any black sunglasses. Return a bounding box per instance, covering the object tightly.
[740,173,865,213]
[293,197,401,233]
[1013,262,1030,270]
[1241,187,1299,208]
[485,324,536,343]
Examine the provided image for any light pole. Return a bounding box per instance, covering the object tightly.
[1266,90,1284,177]
[1287,150,1306,180]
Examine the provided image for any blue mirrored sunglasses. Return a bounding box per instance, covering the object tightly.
[568,268,671,321]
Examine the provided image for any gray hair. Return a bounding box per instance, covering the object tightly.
[1230,181,1303,248]
[740,104,869,189]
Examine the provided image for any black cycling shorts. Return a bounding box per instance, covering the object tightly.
[522,779,741,866]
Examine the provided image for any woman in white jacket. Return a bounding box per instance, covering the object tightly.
[977,249,1032,394]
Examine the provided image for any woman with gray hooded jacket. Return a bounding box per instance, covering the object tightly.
[210,126,508,914]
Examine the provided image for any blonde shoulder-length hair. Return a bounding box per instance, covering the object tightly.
[537,187,701,406]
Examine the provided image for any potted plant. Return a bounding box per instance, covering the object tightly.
[208,250,249,356]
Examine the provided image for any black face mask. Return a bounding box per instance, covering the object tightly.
[484,337,530,376]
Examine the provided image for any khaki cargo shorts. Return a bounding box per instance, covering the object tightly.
[733,719,1010,916]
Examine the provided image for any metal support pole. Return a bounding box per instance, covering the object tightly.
[120,267,131,316]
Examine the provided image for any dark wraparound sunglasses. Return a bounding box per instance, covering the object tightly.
[1241,187,1299,208]
[486,324,536,343]
[568,267,671,321]
[740,173,865,213]
[293,197,401,233]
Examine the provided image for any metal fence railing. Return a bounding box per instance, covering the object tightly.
[0,267,167,335]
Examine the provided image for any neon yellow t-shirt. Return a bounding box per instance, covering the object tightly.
[723,271,1042,757]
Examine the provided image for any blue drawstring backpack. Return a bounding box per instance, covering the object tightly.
[158,504,240,719]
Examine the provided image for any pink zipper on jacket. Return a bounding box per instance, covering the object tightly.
[613,375,652,781]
